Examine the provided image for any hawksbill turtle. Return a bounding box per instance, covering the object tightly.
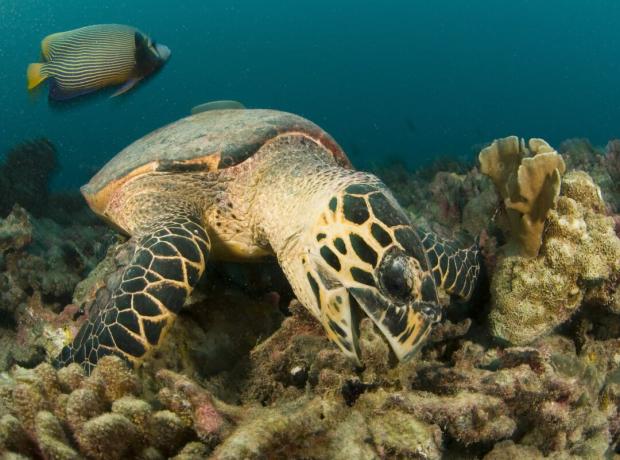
[54,108,480,374]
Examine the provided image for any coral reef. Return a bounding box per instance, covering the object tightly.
[0,357,213,459]
[605,139,620,182]
[0,205,32,256]
[0,139,58,218]
[604,140,620,210]
[479,136,566,257]
[559,138,601,171]
[0,135,618,458]
[378,160,496,239]
[488,171,620,344]
[0,204,112,370]
[557,138,620,214]
[2,305,618,458]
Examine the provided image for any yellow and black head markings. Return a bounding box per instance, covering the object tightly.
[27,24,171,101]
[301,183,443,363]
[54,216,209,375]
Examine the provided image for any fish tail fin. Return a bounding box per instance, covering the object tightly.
[27,63,48,90]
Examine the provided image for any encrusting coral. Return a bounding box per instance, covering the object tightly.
[488,170,620,344]
[479,136,566,257]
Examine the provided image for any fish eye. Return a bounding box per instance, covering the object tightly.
[377,248,421,302]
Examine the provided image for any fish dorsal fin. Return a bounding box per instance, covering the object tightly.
[191,100,246,115]
[41,31,70,60]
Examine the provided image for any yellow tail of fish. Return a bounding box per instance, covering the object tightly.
[27,63,48,90]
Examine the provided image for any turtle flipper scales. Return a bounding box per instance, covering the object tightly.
[415,229,481,301]
[54,215,210,374]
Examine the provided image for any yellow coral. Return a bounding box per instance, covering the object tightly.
[489,172,620,344]
[479,136,566,257]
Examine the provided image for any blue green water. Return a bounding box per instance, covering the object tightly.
[1,0,619,189]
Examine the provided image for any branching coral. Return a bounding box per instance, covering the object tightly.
[479,136,566,257]
[0,355,445,460]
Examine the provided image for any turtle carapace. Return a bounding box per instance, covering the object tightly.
[54,109,481,374]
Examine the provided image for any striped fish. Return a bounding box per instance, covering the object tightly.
[27,24,171,101]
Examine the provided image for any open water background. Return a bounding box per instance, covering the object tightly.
[0,0,619,188]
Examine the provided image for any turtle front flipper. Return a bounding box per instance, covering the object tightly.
[415,229,481,301]
[54,216,210,374]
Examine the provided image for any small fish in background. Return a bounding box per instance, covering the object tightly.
[190,100,246,115]
[27,24,171,101]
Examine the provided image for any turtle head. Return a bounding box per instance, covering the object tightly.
[298,182,441,363]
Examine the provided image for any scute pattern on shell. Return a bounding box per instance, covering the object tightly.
[84,109,349,197]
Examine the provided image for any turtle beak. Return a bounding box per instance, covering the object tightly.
[347,283,440,362]
[300,184,443,364]
[310,253,441,364]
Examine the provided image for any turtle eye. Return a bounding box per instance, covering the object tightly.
[377,247,420,302]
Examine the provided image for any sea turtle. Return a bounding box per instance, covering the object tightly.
[54,108,480,374]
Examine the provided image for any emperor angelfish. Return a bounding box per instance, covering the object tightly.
[27,24,171,101]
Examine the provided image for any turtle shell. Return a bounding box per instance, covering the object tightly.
[82,109,350,213]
